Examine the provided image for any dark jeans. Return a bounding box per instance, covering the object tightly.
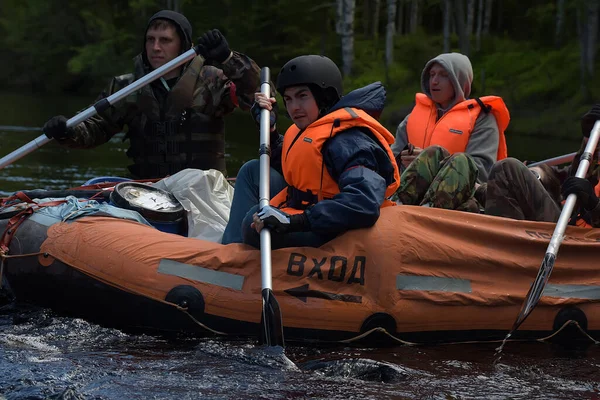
[222,159,335,249]
[222,159,287,244]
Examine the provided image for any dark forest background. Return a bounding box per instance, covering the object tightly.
[1,0,598,139]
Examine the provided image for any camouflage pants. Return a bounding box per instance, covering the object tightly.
[485,158,561,222]
[393,145,481,213]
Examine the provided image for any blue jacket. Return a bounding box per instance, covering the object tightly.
[271,82,397,235]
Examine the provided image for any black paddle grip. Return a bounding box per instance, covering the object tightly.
[260,67,270,86]
[93,98,111,113]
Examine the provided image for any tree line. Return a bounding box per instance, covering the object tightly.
[0,0,598,135]
[337,0,598,98]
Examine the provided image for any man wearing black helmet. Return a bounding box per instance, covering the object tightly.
[42,10,260,179]
[222,55,400,249]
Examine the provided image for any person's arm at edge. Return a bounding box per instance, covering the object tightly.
[217,51,261,112]
[465,112,499,183]
[59,75,131,148]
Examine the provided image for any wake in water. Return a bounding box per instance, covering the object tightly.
[195,339,299,371]
[1,304,599,399]
[0,126,42,132]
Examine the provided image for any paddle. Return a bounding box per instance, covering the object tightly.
[0,45,205,170]
[507,120,600,339]
[527,152,577,168]
[257,67,285,347]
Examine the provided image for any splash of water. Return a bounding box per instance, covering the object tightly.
[195,340,299,371]
[493,333,512,365]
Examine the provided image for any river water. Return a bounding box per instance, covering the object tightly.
[0,91,598,399]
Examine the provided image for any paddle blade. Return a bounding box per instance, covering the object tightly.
[259,288,284,347]
[510,252,556,335]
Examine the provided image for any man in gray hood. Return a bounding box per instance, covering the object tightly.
[391,52,509,183]
[43,10,261,179]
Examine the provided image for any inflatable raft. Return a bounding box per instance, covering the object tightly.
[1,183,599,345]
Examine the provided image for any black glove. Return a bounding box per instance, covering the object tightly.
[250,101,277,132]
[561,176,599,211]
[581,104,600,138]
[196,29,231,64]
[257,206,310,234]
[43,115,74,140]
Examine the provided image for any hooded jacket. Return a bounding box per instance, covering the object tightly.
[142,10,193,67]
[267,82,399,235]
[391,53,509,183]
[60,10,260,179]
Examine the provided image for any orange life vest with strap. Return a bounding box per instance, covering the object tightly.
[270,107,401,215]
[406,93,510,160]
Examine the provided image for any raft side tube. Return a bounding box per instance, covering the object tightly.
[361,313,397,334]
[165,285,206,321]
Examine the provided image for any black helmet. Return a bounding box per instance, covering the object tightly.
[276,55,343,100]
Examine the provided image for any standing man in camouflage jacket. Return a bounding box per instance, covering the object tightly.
[43,10,260,179]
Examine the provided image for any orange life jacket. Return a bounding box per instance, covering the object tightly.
[573,181,600,228]
[270,107,401,215]
[406,93,510,160]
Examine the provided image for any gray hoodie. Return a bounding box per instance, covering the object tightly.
[391,53,500,183]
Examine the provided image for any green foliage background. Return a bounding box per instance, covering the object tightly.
[0,0,598,141]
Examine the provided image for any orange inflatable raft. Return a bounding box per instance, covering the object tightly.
[1,202,600,345]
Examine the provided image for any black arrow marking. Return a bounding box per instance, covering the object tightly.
[284,284,362,303]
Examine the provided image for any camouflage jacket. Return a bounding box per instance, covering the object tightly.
[58,51,260,177]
